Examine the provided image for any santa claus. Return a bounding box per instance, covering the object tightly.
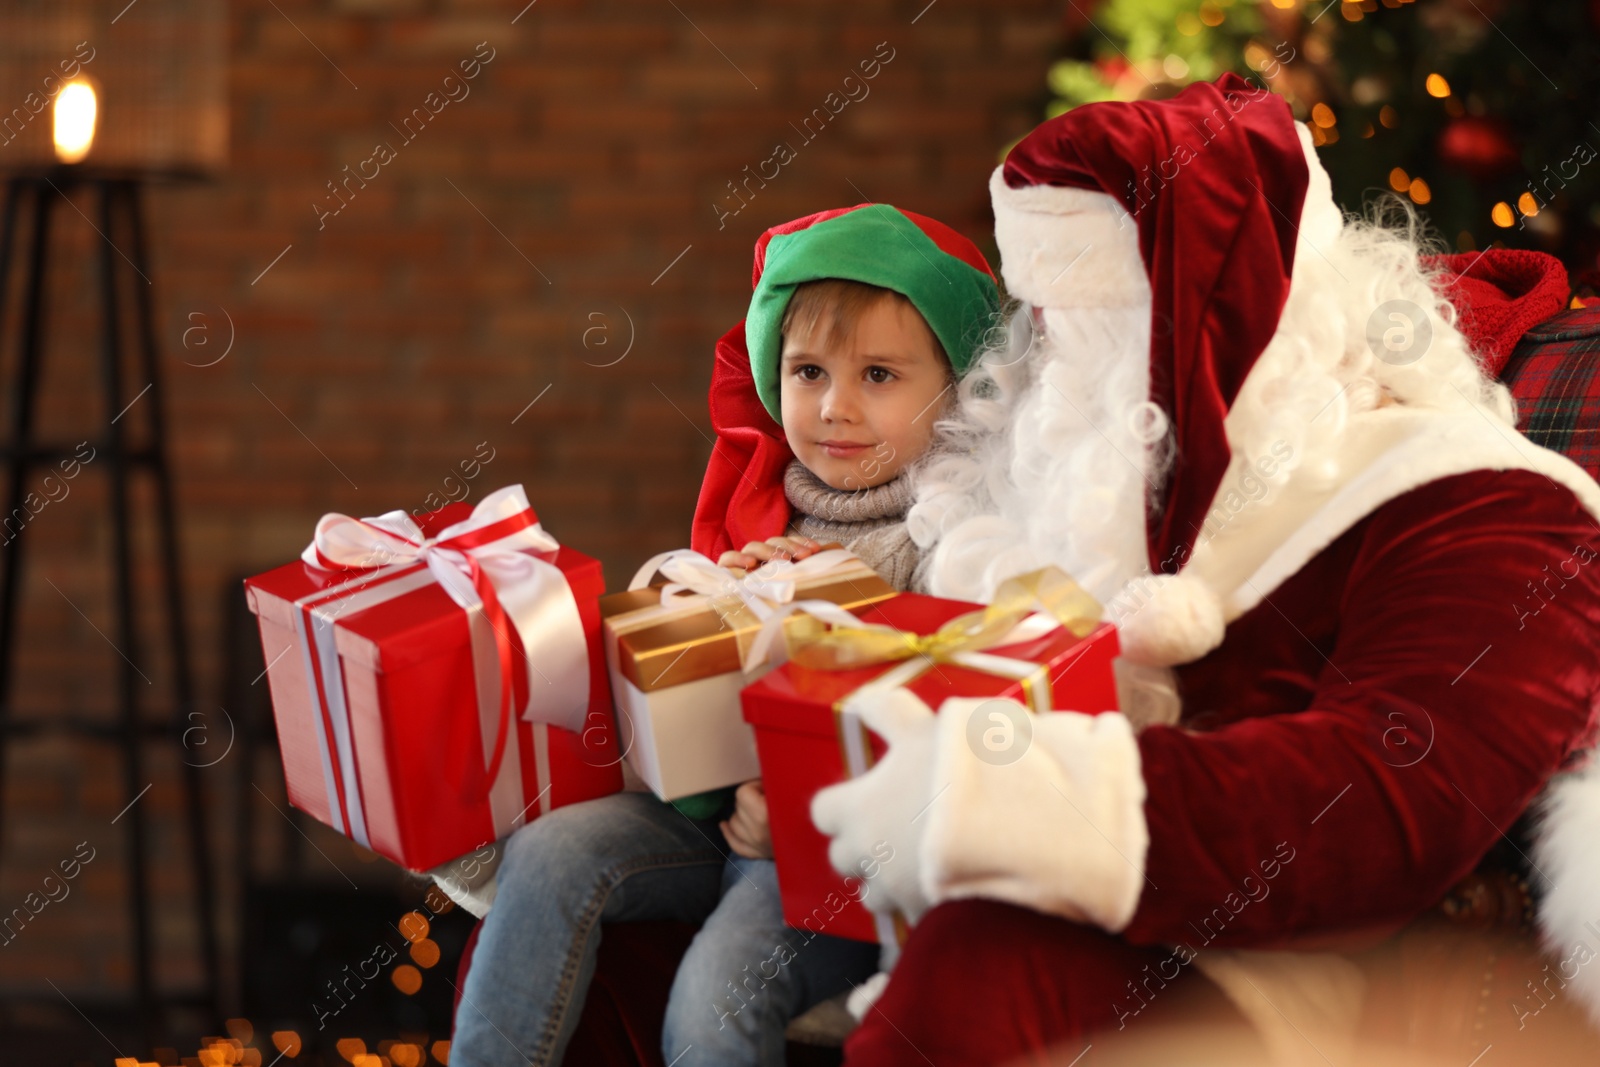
[809,74,1600,1064]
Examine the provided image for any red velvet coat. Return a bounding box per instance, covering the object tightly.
[844,468,1600,1065]
[1129,469,1600,948]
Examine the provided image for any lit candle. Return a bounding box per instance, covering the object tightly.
[53,79,98,164]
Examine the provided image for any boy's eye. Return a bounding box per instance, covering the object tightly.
[795,364,824,381]
[865,366,895,384]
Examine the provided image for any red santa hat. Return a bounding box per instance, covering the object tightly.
[990,78,1590,670]
[994,73,1320,578]
[690,206,998,561]
[988,74,1351,664]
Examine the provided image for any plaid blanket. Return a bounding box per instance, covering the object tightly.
[1500,306,1600,482]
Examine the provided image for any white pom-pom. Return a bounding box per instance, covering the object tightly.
[1114,573,1225,667]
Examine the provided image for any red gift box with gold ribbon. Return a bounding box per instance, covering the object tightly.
[243,486,622,872]
[741,576,1120,943]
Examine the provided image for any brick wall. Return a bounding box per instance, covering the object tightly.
[1,0,1062,1020]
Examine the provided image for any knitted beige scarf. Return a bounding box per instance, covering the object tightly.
[782,459,924,592]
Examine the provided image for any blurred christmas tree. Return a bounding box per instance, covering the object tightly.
[1044,0,1600,273]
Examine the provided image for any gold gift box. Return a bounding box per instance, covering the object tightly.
[600,553,896,693]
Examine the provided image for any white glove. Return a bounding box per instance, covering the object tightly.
[922,698,1147,931]
[810,688,939,923]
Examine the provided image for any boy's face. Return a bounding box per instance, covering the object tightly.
[780,297,951,491]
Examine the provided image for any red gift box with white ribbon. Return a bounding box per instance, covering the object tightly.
[243,486,623,872]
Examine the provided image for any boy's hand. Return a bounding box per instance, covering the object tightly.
[720,779,773,860]
[716,536,823,572]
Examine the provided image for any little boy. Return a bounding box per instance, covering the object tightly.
[447,204,999,1067]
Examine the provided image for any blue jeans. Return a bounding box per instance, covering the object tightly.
[449,790,877,1067]
[663,855,879,1067]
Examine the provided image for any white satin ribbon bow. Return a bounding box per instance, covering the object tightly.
[628,547,862,673]
[301,484,591,736]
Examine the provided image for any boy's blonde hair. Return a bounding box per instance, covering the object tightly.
[779,279,948,368]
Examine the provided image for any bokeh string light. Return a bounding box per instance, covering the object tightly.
[111,898,458,1066]
[1044,0,1600,264]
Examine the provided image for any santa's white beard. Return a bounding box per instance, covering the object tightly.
[909,204,1513,616]
[908,303,1167,608]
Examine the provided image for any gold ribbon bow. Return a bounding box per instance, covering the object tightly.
[786,566,1101,672]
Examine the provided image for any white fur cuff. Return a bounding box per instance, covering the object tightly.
[920,698,1148,931]
[1533,762,1600,1027]
[1114,572,1226,667]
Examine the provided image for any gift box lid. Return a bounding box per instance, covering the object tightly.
[244,502,603,674]
[244,501,473,622]
[742,592,1121,733]
[600,556,895,693]
[335,545,602,673]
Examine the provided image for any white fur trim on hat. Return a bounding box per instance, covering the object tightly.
[989,165,1149,311]
[991,120,1337,313]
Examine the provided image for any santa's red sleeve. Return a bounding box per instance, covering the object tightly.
[919,471,1600,945]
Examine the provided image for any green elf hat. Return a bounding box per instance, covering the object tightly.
[744,203,1001,423]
